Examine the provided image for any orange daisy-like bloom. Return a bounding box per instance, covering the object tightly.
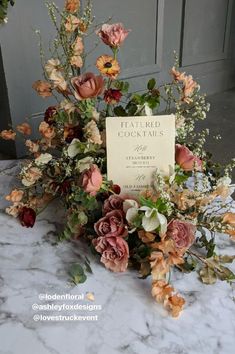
[96,55,120,79]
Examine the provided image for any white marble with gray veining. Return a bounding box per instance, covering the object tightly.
[0,160,235,354]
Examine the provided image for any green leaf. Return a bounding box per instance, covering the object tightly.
[84,260,93,274]
[147,78,156,91]
[69,264,87,284]
[114,106,127,117]
[199,266,217,284]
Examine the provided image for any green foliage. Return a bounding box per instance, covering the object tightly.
[197,230,216,258]
[0,0,14,24]
[69,263,87,285]
[199,256,235,284]
[147,78,156,91]
[114,80,130,93]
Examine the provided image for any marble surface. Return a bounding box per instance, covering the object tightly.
[0,160,235,354]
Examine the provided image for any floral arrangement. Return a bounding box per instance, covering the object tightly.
[1,0,235,318]
[0,0,14,24]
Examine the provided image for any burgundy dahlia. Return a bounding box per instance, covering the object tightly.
[19,207,36,228]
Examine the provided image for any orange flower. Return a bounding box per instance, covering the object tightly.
[149,251,169,280]
[171,67,186,82]
[5,189,24,203]
[65,0,80,13]
[182,75,198,104]
[39,122,56,140]
[222,213,235,238]
[152,280,174,303]
[164,294,185,318]
[32,80,52,98]
[16,123,32,136]
[72,36,84,54]
[65,14,80,32]
[0,129,16,140]
[138,230,155,243]
[25,140,40,154]
[96,55,120,79]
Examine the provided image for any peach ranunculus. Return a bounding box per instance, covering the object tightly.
[65,0,80,13]
[92,236,129,272]
[0,129,16,140]
[21,166,42,187]
[16,123,32,136]
[96,23,130,49]
[80,164,103,196]
[25,140,40,154]
[71,72,104,100]
[32,80,52,98]
[96,55,120,79]
[65,14,80,32]
[5,189,24,203]
[222,213,235,238]
[175,144,203,171]
[167,219,196,250]
[39,121,56,140]
[84,120,102,145]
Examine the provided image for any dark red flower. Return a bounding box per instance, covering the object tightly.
[44,106,57,125]
[64,124,83,143]
[19,207,36,228]
[104,89,122,104]
[111,184,121,195]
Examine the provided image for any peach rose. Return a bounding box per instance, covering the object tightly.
[71,72,104,100]
[93,236,129,272]
[39,121,56,140]
[94,210,127,237]
[81,164,103,196]
[65,14,80,32]
[32,80,52,98]
[65,0,80,13]
[21,166,42,187]
[0,129,16,140]
[175,144,203,171]
[16,123,32,136]
[25,139,40,154]
[167,219,196,249]
[5,189,24,203]
[96,23,130,48]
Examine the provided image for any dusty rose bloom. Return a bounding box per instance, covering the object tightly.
[175,144,203,171]
[65,0,80,13]
[96,23,130,48]
[16,123,32,136]
[103,195,124,214]
[5,189,24,203]
[81,164,103,196]
[71,72,104,100]
[167,219,196,249]
[39,122,56,140]
[21,166,42,187]
[32,80,52,98]
[93,236,129,272]
[0,129,16,140]
[65,14,80,32]
[94,210,127,237]
[25,140,40,154]
[84,120,102,145]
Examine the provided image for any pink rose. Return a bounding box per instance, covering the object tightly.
[71,72,104,100]
[94,210,127,237]
[175,144,203,171]
[81,164,103,196]
[93,236,129,272]
[96,23,130,48]
[103,195,124,214]
[167,219,196,249]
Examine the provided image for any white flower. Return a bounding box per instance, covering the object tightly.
[35,153,52,166]
[217,176,232,187]
[67,138,81,158]
[45,59,61,76]
[84,120,102,145]
[123,199,139,214]
[49,70,67,91]
[139,206,167,234]
[60,99,76,114]
[76,157,94,172]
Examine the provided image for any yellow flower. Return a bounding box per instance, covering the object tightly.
[96,55,120,79]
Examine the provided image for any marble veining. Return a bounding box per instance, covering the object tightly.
[0,160,235,354]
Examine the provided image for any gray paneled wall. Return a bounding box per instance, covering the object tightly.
[0,0,235,157]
